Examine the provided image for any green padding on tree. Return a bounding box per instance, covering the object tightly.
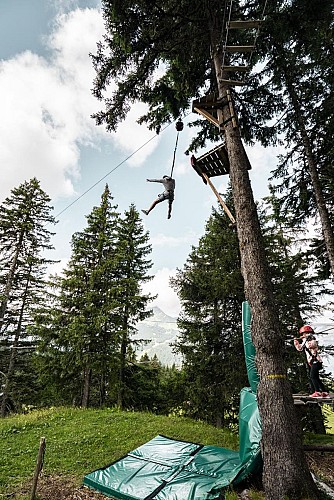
[242,301,260,393]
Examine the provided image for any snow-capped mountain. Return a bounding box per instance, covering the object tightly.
[135,306,182,367]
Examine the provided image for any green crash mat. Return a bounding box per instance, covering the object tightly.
[83,388,262,500]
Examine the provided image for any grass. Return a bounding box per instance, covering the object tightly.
[0,406,238,496]
[304,405,334,445]
[1,405,334,499]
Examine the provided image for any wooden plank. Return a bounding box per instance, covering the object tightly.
[228,20,261,29]
[222,65,248,72]
[202,173,236,224]
[224,45,255,52]
[220,79,245,86]
[193,106,219,127]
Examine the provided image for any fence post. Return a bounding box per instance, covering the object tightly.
[30,436,46,500]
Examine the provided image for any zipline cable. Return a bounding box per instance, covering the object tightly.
[54,119,184,220]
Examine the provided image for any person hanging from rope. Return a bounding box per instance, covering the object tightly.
[294,325,329,398]
[141,175,175,219]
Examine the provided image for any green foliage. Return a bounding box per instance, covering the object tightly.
[171,201,247,427]
[0,178,56,416]
[259,195,334,395]
[113,204,155,407]
[32,187,155,410]
[33,185,122,408]
[244,1,334,278]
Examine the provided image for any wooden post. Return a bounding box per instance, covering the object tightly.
[30,437,46,500]
[202,173,236,224]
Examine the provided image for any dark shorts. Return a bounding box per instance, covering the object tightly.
[158,190,174,202]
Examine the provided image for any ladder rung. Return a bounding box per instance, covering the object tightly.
[224,45,255,53]
[227,20,261,29]
[220,79,245,86]
[222,65,248,72]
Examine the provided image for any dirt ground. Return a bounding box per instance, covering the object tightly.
[10,452,334,499]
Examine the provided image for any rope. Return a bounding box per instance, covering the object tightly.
[222,0,234,69]
[221,0,269,83]
[247,0,269,67]
[170,131,180,177]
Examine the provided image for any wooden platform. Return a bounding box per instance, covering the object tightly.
[293,394,334,406]
[194,143,230,177]
[192,142,252,178]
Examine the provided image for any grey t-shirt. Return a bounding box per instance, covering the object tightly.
[148,177,175,192]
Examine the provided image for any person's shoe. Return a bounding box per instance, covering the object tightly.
[309,392,322,398]
[321,392,330,398]
[167,213,171,219]
[141,209,148,215]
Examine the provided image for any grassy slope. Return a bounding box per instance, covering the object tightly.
[0,406,239,495]
[1,405,334,498]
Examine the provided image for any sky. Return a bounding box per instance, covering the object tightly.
[0,0,329,328]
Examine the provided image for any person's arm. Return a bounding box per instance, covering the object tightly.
[146,178,163,183]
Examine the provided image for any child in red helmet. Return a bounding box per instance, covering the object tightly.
[294,325,329,398]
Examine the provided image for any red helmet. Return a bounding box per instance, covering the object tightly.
[299,325,314,336]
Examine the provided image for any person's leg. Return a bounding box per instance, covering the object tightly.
[167,199,173,219]
[309,364,322,394]
[142,198,161,215]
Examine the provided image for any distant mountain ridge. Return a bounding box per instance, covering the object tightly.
[135,306,182,367]
[133,312,334,373]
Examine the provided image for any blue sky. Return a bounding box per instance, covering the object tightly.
[0,0,289,317]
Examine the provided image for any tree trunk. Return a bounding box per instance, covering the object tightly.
[212,48,319,498]
[81,367,92,408]
[118,320,128,409]
[285,78,334,277]
[1,266,31,417]
[0,241,22,335]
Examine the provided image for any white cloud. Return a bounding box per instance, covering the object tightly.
[0,6,156,203]
[150,230,198,247]
[114,103,160,166]
[143,268,181,318]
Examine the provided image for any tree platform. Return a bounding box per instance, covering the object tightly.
[293,394,334,406]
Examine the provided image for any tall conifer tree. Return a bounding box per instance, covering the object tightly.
[35,185,120,407]
[171,204,247,427]
[113,204,155,408]
[0,178,56,417]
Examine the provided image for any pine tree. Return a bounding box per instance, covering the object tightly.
[113,204,155,408]
[34,191,155,409]
[34,185,121,408]
[0,178,56,417]
[240,0,334,277]
[171,203,247,427]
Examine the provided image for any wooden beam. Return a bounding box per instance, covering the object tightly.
[222,65,249,72]
[193,106,219,127]
[303,445,334,452]
[202,173,236,224]
[224,45,255,52]
[220,79,245,86]
[227,20,261,29]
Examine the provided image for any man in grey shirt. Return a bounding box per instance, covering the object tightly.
[142,175,175,219]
